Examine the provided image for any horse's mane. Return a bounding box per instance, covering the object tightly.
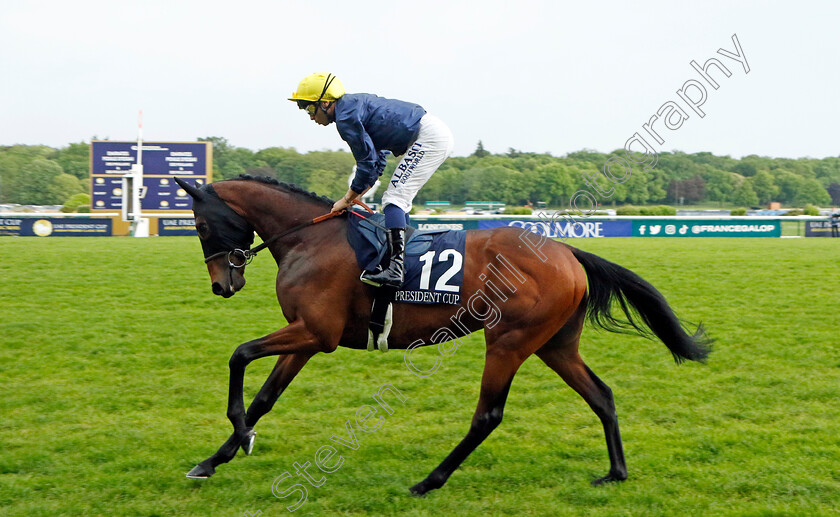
[223,174,334,207]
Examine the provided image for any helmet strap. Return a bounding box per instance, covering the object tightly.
[316,73,335,104]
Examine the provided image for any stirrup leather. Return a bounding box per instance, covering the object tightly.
[367,302,393,352]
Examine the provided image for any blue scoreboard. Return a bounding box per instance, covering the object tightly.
[90,141,212,212]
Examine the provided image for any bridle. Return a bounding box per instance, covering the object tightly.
[203,200,375,269]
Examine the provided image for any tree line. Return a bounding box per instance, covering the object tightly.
[2,137,839,208]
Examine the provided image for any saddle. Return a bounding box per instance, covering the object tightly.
[345,210,467,351]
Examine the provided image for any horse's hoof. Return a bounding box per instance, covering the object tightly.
[409,478,440,496]
[241,429,256,456]
[185,463,215,479]
[409,482,429,496]
[591,472,627,486]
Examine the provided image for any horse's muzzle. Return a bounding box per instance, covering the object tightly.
[207,258,246,298]
[211,277,244,298]
[211,281,234,298]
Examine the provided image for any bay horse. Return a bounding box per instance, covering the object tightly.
[175,175,711,494]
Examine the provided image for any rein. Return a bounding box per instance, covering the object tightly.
[204,199,375,268]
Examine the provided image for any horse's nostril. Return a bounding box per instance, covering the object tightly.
[212,282,224,296]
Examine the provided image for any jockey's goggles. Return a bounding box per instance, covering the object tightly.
[297,100,317,115]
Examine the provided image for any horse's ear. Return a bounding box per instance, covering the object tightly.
[175,177,204,201]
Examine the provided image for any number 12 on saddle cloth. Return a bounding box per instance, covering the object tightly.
[345,211,465,305]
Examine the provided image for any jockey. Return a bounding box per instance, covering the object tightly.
[289,72,454,288]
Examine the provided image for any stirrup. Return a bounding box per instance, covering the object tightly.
[360,269,404,289]
[360,270,384,287]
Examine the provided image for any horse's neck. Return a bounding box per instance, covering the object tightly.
[225,184,335,250]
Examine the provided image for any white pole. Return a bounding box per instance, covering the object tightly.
[132,109,149,237]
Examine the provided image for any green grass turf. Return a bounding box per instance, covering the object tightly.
[1,236,838,516]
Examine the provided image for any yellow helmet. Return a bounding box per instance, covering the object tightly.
[288,73,345,103]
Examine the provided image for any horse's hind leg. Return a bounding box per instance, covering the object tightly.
[410,349,524,496]
[536,343,628,485]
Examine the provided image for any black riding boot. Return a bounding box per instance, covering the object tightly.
[362,228,405,288]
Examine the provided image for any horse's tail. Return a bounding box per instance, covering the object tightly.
[569,246,712,364]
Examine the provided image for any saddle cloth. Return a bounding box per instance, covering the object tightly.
[346,211,466,305]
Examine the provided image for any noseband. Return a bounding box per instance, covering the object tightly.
[204,248,254,268]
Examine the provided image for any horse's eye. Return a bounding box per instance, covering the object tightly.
[196,222,210,238]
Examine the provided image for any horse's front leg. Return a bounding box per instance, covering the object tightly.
[245,352,314,428]
[186,321,329,479]
[235,352,314,455]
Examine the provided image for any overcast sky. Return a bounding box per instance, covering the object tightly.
[1,0,837,160]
